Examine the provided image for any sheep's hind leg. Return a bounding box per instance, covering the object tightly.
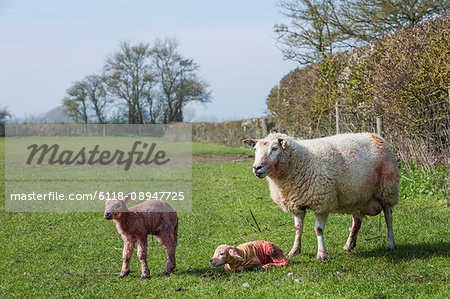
[137,237,150,278]
[315,213,329,260]
[383,207,395,250]
[155,233,177,274]
[288,210,306,257]
[263,256,291,269]
[264,244,291,269]
[344,215,362,252]
[120,240,135,278]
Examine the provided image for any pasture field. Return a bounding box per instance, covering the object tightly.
[0,138,448,298]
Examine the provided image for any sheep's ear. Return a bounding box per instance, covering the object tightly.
[123,193,133,204]
[278,138,287,150]
[229,249,243,260]
[243,139,258,150]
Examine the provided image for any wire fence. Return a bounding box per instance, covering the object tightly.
[304,90,449,170]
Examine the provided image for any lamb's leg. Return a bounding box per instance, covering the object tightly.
[263,256,291,269]
[288,210,306,257]
[264,243,291,269]
[120,239,135,278]
[383,207,395,250]
[137,237,150,278]
[315,213,328,260]
[344,215,362,252]
[155,233,177,274]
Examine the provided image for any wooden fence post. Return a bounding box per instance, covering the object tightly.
[261,117,267,137]
[335,101,340,135]
[376,117,382,136]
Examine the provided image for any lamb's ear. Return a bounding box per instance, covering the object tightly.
[243,139,258,150]
[229,249,243,260]
[123,193,133,204]
[278,137,287,150]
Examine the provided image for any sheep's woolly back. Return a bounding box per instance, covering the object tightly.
[262,133,399,216]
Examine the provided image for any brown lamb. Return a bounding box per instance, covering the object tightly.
[102,193,178,278]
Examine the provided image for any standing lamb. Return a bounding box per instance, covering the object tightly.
[243,133,399,259]
[101,192,178,278]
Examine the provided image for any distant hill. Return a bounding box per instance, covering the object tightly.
[41,106,74,123]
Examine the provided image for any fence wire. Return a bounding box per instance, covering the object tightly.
[303,90,449,171]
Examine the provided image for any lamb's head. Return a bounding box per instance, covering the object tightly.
[101,192,132,220]
[243,133,289,179]
[210,245,242,267]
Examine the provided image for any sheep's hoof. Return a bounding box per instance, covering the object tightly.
[386,243,395,250]
[316,250,328,260]
[163,265,175,275]
[287,248,301,257]
[141,274,150,279]
[343,243,355,252]
[120,270,131,278]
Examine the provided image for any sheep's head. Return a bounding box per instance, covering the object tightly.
[243,134,288,179]
[210,245,242,267]
[101,192,132,220]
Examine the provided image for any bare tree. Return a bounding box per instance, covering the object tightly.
[84,75,108,123]
[0,106,11,124]
[62,38,210,124]
[104,41,155,124]
[62,81,89,124]
[274,0,344,64]
[62,74,109,123]
[151,38,211,123]
[275,0,449,64]
[332,0,450,42]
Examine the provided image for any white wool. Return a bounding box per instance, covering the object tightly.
[245,132,399,257]
[262,133,398,215]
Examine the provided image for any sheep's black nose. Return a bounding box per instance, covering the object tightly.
[104,213,112,219]
[210,259,214,264]
[253,165,262,171]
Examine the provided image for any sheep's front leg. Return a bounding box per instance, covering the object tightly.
[315,213,328,260]
[120,239,135,278]
[288,210,306,257]
[344,215,362,252]
[137,237,150,278]
[383,207,395,250]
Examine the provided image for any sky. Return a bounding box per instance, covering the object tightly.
[0,0,297,122]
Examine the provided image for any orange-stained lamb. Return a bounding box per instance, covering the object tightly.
[210,240,291,271]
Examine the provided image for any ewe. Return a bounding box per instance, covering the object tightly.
[243,133,399,259]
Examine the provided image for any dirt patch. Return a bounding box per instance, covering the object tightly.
[192,154,254,163]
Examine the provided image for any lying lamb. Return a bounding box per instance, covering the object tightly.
[210,240,291,271]
[101,193,178,278]
[243,133,399,259]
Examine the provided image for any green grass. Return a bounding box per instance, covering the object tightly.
[192,141,251,156]
[0,137,448,298]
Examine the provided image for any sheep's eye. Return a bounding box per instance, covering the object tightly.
[220,252,225,256]
[271,146,278,151]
